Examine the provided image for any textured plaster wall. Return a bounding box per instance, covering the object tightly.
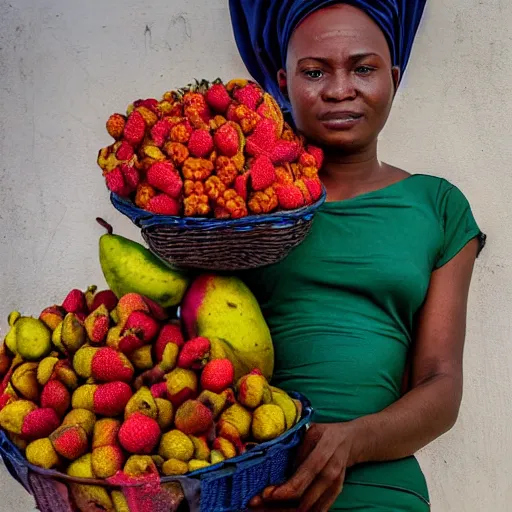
[0,0,510,510]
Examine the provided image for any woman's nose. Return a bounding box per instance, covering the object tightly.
[321,73,357,102]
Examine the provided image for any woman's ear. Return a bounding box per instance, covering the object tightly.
[391,66,401,92]
[277,69,288,98]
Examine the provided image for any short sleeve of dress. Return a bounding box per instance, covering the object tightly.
[435,182,485,269]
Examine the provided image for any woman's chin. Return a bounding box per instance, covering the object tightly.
[309,131,367,153]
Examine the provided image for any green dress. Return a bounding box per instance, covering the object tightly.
[242,174,483,511]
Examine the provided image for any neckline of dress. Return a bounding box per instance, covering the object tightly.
[321,173,428,207]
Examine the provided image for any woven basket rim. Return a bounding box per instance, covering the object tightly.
[110,188,326,229]
[0,393,313,488]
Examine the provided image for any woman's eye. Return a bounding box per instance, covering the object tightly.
[355,66,375,75]
[303,69,323,79]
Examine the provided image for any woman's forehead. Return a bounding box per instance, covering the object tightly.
[288,4,391,63]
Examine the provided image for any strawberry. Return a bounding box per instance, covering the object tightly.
[307,144,324,168]
[151,119,172,147]
[226,103,239,122]
[177,337,211,370]
[146,194,180,215]
[246,119,278,157]
[233,83,263,111]
[188,129,214,158]
[304,178,323,201]
[275,184,305,209]
[234,174,249,201]
[105,168,128,196]
[134,98,159,112]
[119,163,140,192]
[205,83,231,113]
[270,140,301,165]
[250,155,276,191]
[115,141,134,161]
[146,161,183,198]
[123,111,146,146]
[213,123,240,157]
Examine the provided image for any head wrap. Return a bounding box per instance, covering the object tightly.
[229,0,427,111]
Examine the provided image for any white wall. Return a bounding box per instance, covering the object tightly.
[0,0,510,510]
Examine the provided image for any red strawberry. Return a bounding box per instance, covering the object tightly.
[275,184,305,210]
[105,167,129,196]
[304,178,323,201]
[146,161,183,198]
[115,141,134,161]
[142,297,168,322]
[226,103,239,122]
[177,337,211,370]
[150,382,168,399]
[246,119,278,156]
[201,359,234,393]
[62,289,87,314]
[91,347,134,383]
[133,98,159,112]
[21,408,61,440]
[123,111,146,146]
[213,123,239,157]
[188,129,214,158]
[90,290,118,313]
[94,382,132,416]
[233,83,263,111]
[119,163,139,192]
[124,311,159,342]
[41,380,71,418]
[270,140,301,165]
[250,155,276,191]
[206,83,231,113]
[155,324,184,362]
[151,119,172,147]
[146,194,180,215]
[234,173,249,201]
[118,331,145,354]
[307,144,324,168]
[119,412,160,454]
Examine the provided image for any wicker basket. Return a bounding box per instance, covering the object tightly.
[110,190,326,272]
[0,392,312,512]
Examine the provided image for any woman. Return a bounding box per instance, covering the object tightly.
[229,1,485,511]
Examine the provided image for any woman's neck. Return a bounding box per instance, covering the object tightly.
[320,145,388,201]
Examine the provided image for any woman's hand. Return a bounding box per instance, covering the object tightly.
[249,421,359,512]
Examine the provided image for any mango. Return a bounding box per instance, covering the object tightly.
[181,275,274,381]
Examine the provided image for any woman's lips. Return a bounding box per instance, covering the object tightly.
[318,111,364,130]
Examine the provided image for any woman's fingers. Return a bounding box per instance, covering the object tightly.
[271,434,335,501]
[249,486,277,507]
[296,424,322,465]
[312,474,345,512]
[297,456,345,511]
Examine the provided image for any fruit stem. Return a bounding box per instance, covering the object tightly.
[96,218,113,235]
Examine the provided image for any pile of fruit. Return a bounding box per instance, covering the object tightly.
[0,228,302,511]
[97,79,324,218]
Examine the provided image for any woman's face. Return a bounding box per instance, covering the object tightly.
[282,4,399,153]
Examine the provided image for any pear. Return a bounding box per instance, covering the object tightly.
[97,219,189,308]
[124,386,157,420]
[6,316,51,361]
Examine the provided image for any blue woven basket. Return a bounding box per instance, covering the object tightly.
[110,190,326,271]
[0,392,312,512]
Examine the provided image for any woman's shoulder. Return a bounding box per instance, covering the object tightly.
[402,172,471,205]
